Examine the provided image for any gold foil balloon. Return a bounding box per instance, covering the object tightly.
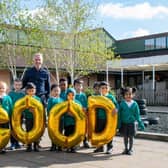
[88,96,117,147]
[0,107,10,150]
[12,95,45,144]
[48,100,86,148]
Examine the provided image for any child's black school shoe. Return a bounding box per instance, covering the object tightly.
[70,148,77,153]
[57,146,62,152]
[83,141,90,148]
[26,145,32,152]
[50,145,56,151]
[66,148,77,153]
[10,144,15,150]
[93,147,103,153]
[33,142,40,152]
[122,149,128,155]
[0,149,6,154]
[34,147,39,152]
[106,148,112,154]
[15,143,21,149]
[34,145,39,152]
[127,150,133,155]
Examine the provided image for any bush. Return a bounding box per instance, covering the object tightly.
[84,87,94,98]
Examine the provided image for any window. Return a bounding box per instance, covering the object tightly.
[145,39,154,50]
[106,35,113,48]
[18,31,27,45]
[155,37,166,49]
[97,74,105,81]
[6,29,17,43]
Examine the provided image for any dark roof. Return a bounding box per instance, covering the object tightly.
[117,32,168,42]
[118,48,168,58]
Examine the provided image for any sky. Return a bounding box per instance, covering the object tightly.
[21,0,168,40]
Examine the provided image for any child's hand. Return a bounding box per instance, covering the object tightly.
[29,108,34,113]
[139,125,145,131]
[67,111,73,116]
[112,108,118,115]
[83,108,87,113]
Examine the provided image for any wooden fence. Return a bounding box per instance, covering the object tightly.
[114,89,168,106]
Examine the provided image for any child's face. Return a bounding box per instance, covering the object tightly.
[14,81,22,91]
[100,85,109,96]
[74,83,83,92]
[0,82,7,95]
[59,81,68,91]
[124,91,133,102]
[26,88,36,96]
[67,92,74,100]
[93,86,100,95]
[51,87,60,97]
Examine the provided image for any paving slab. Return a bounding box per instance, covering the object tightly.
[0,130,167,168]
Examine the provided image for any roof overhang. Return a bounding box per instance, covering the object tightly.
[107,55,168,71]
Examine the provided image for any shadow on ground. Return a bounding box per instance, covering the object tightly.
[0,147,122,167]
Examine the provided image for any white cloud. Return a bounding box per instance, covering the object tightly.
[98,2,168,19]
[121,28,150,39]
[131,28,150,37]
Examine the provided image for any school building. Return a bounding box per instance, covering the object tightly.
[0,25,168,105]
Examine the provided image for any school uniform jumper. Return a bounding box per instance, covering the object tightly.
[8,91,25,146]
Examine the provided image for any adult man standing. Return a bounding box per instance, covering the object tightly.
[22,53,50,106]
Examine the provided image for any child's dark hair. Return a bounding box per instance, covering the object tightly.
[93,81,100,88]
[51,84,59,91]
[14,78,22,82]
[99,81,109,87]
[59,77,67,83]
[73,79,83,85]
[25,82,36,90]
[120,87,137,96]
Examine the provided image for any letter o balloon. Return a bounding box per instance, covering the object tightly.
[12,96,45,144]
[88,96,117,147]
[0,107,10,150]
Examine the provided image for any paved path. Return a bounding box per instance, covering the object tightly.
[0,131,167,168]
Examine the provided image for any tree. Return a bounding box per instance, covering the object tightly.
[0,0,21,80]
[0,0,116,83]
[43,0,115,84]
[0,0,50,80]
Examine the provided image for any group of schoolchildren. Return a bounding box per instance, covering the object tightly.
[0,77,145,156]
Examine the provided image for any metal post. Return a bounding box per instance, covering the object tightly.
[142,71,144,98]
[152,65,155,104]
[152,65,155,90]
[121,68,124,87]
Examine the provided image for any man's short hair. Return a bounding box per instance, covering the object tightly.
[33,53,43,61]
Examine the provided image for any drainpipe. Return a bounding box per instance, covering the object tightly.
[106,62,109,83]
[142,70,145,98]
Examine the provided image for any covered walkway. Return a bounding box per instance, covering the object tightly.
[106,55,168,89]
